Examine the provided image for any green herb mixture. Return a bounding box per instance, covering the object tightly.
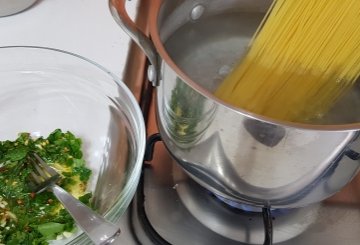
[0,129,92,245]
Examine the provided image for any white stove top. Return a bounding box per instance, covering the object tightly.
[0,0,138,79]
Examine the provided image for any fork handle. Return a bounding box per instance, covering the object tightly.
[51,184,121,245]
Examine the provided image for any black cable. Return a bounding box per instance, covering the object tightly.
[144,133,162,162]
[136,168,172,245]
[262,207,273,245]
[128,200,143,245]
[133,134,171,245]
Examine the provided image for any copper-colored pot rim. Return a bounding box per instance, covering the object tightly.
[148,0,360,131]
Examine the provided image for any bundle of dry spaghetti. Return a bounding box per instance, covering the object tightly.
[215,0,360,122]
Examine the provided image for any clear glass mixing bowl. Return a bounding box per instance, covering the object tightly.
[0,46,146,244]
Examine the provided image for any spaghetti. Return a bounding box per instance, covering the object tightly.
[215,0,360,122]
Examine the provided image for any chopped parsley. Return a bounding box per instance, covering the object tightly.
[0,129,92,244]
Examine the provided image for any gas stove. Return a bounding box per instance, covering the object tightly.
[115,131,360,245]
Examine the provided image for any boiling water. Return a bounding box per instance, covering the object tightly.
[165,12,360,125]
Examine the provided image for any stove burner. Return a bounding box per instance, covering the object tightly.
[211,193,293,218]
[173,162,320,244]
[212,193,264,213]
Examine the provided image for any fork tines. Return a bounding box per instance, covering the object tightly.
[28,153,60,193]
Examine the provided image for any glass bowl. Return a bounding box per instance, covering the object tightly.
[0,46,146,244]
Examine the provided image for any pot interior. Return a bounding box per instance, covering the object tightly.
[158,0,360,125]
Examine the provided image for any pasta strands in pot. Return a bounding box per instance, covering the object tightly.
[215,0,360,122]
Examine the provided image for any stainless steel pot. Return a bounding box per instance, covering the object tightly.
[0,0,37,17]
[110,0,360,208]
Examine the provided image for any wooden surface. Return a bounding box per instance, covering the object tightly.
[326,173,360,206]
[122,0,152,102]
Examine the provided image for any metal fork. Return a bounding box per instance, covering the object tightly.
[28,153,121,245]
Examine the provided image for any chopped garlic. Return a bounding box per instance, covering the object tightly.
[63,231,73,238]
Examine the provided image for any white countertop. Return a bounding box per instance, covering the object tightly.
[0,0,138,79]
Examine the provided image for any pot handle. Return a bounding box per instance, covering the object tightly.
[109,0,160,86]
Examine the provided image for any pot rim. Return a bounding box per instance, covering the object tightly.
[149,0,360,132]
